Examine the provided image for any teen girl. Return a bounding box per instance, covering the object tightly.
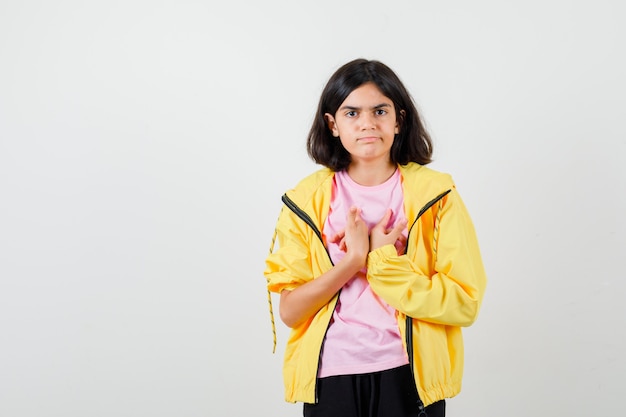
[265,59,487,417]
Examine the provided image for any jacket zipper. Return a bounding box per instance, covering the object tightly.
[405,189,451,254]
[282,194,334,266]
[281,193,335,403]
[404,189,450,414]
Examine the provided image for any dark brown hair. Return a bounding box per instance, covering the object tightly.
[307,59,433,171]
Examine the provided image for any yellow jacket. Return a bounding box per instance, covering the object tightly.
[265,163,487,406]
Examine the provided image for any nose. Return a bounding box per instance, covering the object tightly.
[359,113,376,130]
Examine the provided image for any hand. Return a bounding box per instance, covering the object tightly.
[370,209,407,253]
[335,206,369,265]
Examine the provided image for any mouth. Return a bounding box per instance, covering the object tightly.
[357,136,380,143]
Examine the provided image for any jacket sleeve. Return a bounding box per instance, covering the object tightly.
[366,188,487,327]
[264,206,315,294]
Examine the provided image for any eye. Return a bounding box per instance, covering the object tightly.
[375,109,387,116]
[346,110,357,117]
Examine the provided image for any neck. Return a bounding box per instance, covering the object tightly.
[347,160,397,186]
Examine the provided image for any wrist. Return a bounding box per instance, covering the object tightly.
[342,251,367,272]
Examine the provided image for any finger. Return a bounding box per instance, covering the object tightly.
[375,209,393,231]
[396,234,407,251]
[346,206,359,224]
[329,230,346,243]
[386,220,406,242]
[392,218,408,235]
[349,207,366,229]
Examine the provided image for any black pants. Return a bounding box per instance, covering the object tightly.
[303,365,445,417]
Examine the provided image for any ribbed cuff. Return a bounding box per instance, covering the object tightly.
[367,244,397,267]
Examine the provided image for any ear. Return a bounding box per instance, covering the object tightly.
[395,110,406,134]
[324,113,339,137]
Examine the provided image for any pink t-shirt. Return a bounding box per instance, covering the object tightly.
[318,169,409,378]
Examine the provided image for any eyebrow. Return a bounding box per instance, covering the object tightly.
[338,103,392,112]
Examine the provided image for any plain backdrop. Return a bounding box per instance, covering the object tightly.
[1,1,624,416]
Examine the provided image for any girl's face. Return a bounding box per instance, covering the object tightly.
[325,82,399,165]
